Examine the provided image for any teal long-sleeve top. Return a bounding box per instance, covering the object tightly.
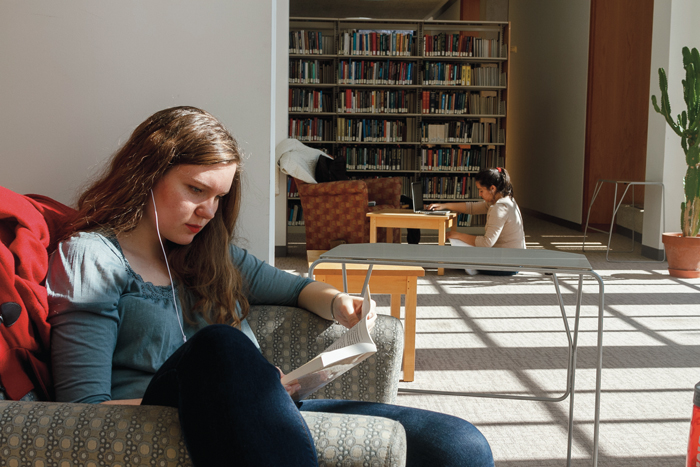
[47,231,313,403]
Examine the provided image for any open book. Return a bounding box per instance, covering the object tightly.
[281,287,376,401]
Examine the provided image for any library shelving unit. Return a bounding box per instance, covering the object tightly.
[287,17,510,236]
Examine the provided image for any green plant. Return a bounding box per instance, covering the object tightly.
[652,46,700,237]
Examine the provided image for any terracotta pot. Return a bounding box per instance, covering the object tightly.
[662,233,700,278]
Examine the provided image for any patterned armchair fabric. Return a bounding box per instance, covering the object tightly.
[247,305,403,402]
[297,177,402,251]
[0,305,407,467]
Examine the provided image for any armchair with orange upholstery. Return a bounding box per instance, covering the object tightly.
[297,177,402,251]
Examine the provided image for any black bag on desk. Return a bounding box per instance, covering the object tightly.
[315,155,349,183]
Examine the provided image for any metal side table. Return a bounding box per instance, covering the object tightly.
[309,243,605,467]
[582,179,665,262]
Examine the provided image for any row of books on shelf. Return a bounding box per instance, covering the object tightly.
[470,121,504,145]
[289,60,335,84]
[342,146,417,171]
[289,60,505,88]
[420,119,503,144]
[337,89,416,114]
[455,213,486,227]
[424,33,505,58]
[421,90,502,115]
[289,88,333,113]
[421,146,488,171]
[336,117,416,142]
[289,117,334,141]
[287,204,305,226]
[340,146,501,172]
[289,28,506,59]
[288,117,504,144]
[421,175,482,200]
[287,177,300,198]
[289,89,504,116]
[289,30,334,55]
[291,145,500,173]
[339,31,415,57]
[422,63,504,86]
[337,60,414,85]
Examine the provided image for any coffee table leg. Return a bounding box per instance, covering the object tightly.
[437,221,446,275]
[390,293,401,320]
[386,227,394,243]
[402,277,417,382]
[369,217,378,243]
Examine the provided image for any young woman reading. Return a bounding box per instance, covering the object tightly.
[46,106,494,467]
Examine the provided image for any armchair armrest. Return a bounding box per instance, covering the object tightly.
[247,305,403,404]
[0,401,407,467]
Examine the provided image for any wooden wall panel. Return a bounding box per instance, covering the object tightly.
[460,0,480,20]
[583,0,654,226]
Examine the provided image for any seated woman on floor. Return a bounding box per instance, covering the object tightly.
[428,167,525,275]
[46,106,494,467]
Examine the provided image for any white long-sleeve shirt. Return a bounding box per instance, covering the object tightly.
[464,197,526,249]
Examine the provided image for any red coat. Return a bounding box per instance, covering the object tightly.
[0,186,75,400]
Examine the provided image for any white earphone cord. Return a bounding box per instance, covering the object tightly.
[151,191,188,343]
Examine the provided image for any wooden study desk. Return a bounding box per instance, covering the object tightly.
[309,243,605,467]
[366,209,457,275]
[307,250,425,381]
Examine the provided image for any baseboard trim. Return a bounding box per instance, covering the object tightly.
[641,244,665,261]
[615,225,643,243]
[521,208,665,261]
[519,208,582,231]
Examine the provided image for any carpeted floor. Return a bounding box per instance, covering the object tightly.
[275,213,700,466]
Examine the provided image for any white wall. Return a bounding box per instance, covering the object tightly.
[0,0,279,263]
[644,0,700,250]
[507,0,590,223]
[274,1,290,256]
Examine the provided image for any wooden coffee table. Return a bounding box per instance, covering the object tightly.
[367,209,457,275]
[307,250,425,382]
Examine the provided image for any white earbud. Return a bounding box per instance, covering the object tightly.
[151,189,187,343]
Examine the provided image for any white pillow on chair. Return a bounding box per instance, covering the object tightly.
[276,138,331,184]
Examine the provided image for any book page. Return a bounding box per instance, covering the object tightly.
[323,286,373,352]
[448,237,473,247]
[281,287,376,400]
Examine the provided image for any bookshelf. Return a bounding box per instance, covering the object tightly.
[287,18,509,234]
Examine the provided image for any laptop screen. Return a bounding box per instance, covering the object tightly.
[410,182,425,212]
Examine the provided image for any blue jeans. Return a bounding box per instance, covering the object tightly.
[142,324,494,467]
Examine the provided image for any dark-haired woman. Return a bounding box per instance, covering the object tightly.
[428,167,525,275]
[46,106,494,467]
[428,167,525,249]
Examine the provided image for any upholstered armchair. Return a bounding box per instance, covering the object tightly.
[297,177,402,251]
[1,306,407,466]
[0,187,408,467]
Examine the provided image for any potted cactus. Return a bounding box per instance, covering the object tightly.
[651,46,700,277]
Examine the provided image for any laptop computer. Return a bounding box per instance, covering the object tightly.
[410,182,450,215]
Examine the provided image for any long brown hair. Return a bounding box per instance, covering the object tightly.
[69,106,249,326]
